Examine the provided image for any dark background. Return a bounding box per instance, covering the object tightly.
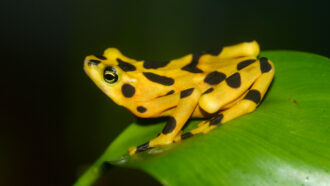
[2,0,329,185]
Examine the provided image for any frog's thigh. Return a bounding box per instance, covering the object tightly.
[218,41,260,58]
[176,59,275,141]
[129,88,201,155]
[199,61,262,114]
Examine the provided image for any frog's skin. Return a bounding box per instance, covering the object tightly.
[84,41,275,156]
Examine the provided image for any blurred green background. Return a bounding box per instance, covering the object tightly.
[2,0,329,185]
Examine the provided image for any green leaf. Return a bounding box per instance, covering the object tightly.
[74,51,330,186]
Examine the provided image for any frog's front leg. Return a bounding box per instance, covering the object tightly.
[129,88,201,155]
[218,40,260,58]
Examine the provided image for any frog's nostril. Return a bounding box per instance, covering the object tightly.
[87,59,101,66]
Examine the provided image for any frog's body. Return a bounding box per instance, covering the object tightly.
[84,41,275,155]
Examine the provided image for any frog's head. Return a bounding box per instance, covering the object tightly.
[84,48,139,106]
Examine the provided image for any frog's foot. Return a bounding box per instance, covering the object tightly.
[129,134,177,155]
[174,115,221,142]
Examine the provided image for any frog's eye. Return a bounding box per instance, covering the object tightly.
[103,67,118,84]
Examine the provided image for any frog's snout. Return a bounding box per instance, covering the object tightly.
[85,57,101,67]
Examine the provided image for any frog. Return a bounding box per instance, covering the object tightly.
[83,41,275,156]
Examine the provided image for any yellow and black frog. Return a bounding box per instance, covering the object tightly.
[84,41,275,155]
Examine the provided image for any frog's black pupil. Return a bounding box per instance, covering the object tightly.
[105,73,114,80]
[103,67,118,84]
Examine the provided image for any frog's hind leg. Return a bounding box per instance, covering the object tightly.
[175,58,275,142]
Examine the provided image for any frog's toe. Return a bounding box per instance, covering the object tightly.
[128,142,151,156]
[128,146,137,156]
[174,135,181,142]
[174,132,194,142]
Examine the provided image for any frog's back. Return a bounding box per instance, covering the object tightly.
[138,52,259,93]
